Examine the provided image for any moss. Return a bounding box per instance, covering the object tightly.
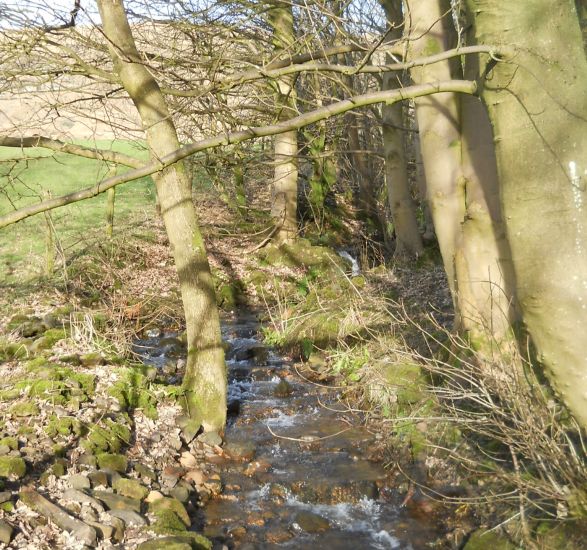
[108,368,157,419]
[0,456,26,478]
[113,478,149,500]
[0,340,29,361]
[10,402,40,417]
[463,530,517,550]
[79,352,104,367]
[0,437,18,450]
[45,416,85,438]
[96,453,128,472]
[381,362,426,406]
[151,509,188,533]
[138,535,212,550]
[82,420,130,454]
[0,388,21,402]
[0,501,14,512]
[149,497,190,526]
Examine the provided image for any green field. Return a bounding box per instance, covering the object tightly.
[0,140,157,282]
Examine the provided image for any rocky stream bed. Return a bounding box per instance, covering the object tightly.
[0,308,442,549]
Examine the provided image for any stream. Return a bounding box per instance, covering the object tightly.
[136,313,441,549]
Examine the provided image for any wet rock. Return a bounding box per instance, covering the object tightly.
[273,378,293,397]
[0,456,26,479]
[232,345,268,365]
[170,485,190,503]
[108,508,148,526]
[19,489,97,546]
[265,527,293,543]
[226,524,247,539]
[69,474,91,491]
[113,478,149,500]
[159,337,185,357]
[97,453,128,473]
[92,490,141,513]
[289,479,379,504]
[197,431,222,447]
[0,519,13,544]
[224,440,256,461]
[149,497,191,526]
[294,511,330,533]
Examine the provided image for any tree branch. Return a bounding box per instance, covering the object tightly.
[0,79,476,229]
[0,136,143,168]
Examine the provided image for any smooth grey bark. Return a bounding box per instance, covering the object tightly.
[466,0,587,427]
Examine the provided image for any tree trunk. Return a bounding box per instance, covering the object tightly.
[97,0,226,432]
[405,0,465,299]
[381,0,424,260]
[466,0,587,428]
[268,2,298,244]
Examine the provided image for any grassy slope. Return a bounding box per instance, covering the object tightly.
[0,140,155,282]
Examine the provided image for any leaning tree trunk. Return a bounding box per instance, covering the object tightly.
[97,0,226,432]
[268,1,299,244]
[465,0,587,428]
[381,0,424,260]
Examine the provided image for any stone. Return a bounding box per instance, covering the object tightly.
[0,491,11,504]
[197,431,222,447]
[273,378,293,397]
[184,469,205,486]
[92,490,141,513]
[108,516,125,542]
[224,440,256,461]
[0,457,26,479]
[19,489,97,546]
[78,454,98,468]
[179,452,198,469]
[69,474,91,491]
[63,489,103,510]
[145,490,164,503]
[170,485,190,503]
[80,352,104,367]
[108,509,148,526]
[0,519,13,544]
[113,478,149,500]
[0,445,10,456]
[97,453,128,473]
[137,535,212,550]
[87,521,114,541]
[149,497,190,526]
[294,511,330,533]
[134,463,157,481]
[87,471,109,488]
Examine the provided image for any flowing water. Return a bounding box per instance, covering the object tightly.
[137,313,441,549]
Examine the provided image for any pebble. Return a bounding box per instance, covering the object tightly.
[179,452,198,469]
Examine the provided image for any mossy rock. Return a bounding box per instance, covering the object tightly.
[0,437,18,450]
[79,352,104,368]
[0,457,26,479]
[30,328,67,353]
[463,530,517,550]
[149,497,190,527]
[82,420,130,454]
[113,478,149,500]
[10,402,40,417]
[45,416,85,438]
[151,509,187,534]
[381,362,426,406]
[96,453,128,473]
[536,520,587,549]
[138,535,212,550]
[216,282,245,311]
[260,240,344,271]
[0,340,30,362]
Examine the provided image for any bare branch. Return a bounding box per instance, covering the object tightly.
[0,136,143,168]
[0,79,476,229]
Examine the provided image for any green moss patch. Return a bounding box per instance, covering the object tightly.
[0,457,26,479]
